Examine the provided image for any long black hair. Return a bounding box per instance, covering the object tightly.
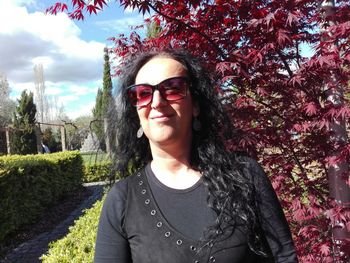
[108,49,269,256]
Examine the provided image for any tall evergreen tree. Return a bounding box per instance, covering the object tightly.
[10,90,37,154]
[102,47,113,116]
[92,47,113,151]
[92,88,104,149]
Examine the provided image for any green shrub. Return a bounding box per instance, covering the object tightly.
[83,162,113,183]
[0,151,83,242]
[41,197,104,262]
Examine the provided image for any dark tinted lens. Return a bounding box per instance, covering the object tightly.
[128,85,153,106]
[159,78,188,101]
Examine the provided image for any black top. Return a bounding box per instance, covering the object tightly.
[94,158,298,262]
[146,164,217,240]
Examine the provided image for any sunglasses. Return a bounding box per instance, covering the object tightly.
[126,76,190,107]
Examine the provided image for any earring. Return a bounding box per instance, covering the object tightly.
[137,126,144,138]
[193,117,202,131]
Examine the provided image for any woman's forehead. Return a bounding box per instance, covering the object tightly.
[135,57,187,85]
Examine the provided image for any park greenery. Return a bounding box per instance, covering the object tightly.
[0,151,84,244]
[10,90,37,155]
[40,197,105,263]
[47,1,350,261]
[0,150,112,259]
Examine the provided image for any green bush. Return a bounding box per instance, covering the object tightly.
[41,197,104,262]
[83,162,113,183]
[0,151,83,242]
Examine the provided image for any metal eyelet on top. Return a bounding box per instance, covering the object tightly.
[156,222,162,228]
[176,239,183,245]
[164,231,171,238]
[141,189,146,194]
[139,180,143,185]
[145,199,150,205]
[137,172,141,177]
[194,261,200,263]
[190,245,196,251]
[210,256,216,262]
[150,210,156,215]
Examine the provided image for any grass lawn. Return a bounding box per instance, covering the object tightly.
[80,152,110,164]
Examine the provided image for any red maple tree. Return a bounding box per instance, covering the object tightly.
[48,0,350,261]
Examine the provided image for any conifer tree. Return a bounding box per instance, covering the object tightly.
[102,47,113,116]
[10,90,37,154]
[92,47,113,151]
[92,88,104,149]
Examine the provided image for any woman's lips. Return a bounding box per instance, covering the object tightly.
[150,114,172,121]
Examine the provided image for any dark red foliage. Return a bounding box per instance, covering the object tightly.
[48,0,350,261]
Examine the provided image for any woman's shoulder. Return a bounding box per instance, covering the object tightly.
[107,169,144,201]
[231,151,261,168]
[230,151,267,181]
[101,169,146,226]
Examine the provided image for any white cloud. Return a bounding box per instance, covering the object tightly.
[0,0,111,119]
[58,95,80,106]
[0,0,105,91]
[9,81,35,96]
[95,15,144,33]
[68,84,98,96]
[45,86,63,96]
[68,101,95,120]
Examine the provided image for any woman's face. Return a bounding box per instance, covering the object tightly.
[134,57,199,149]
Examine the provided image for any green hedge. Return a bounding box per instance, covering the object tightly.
[0,151,83,242]
[41,197,104,262]
[83,162,112,183]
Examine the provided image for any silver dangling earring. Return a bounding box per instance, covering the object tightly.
[137,126,144,138]
[193,117,202,132]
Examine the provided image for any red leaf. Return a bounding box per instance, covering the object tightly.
[265,12,275,27]
[286,11,300,27]
[277,29,291,46]
[304,102,318,116]
[320,244,330,256]
[289,75,305,87]
[94,0,107,9]
[140,1,150,15]
[257,87,268,97]
[86,5,100,15]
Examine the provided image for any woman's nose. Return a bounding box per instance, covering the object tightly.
[151,90,167,108]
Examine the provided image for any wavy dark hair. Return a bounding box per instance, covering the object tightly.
[107,49,270,257]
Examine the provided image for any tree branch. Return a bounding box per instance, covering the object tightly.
[146,1,227,60]
[277,50,294,78]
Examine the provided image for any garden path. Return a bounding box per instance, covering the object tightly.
[1,182,106,263]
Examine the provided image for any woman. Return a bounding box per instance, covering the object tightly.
[94,49,298,262]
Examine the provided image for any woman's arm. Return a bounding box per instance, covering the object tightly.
[94,180,132,263]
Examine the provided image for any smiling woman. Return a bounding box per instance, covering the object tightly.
[94,49,298,263]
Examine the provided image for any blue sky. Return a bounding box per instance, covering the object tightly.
[0,0,146,120]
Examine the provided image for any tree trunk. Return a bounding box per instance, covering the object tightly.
[321,1,350,261]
